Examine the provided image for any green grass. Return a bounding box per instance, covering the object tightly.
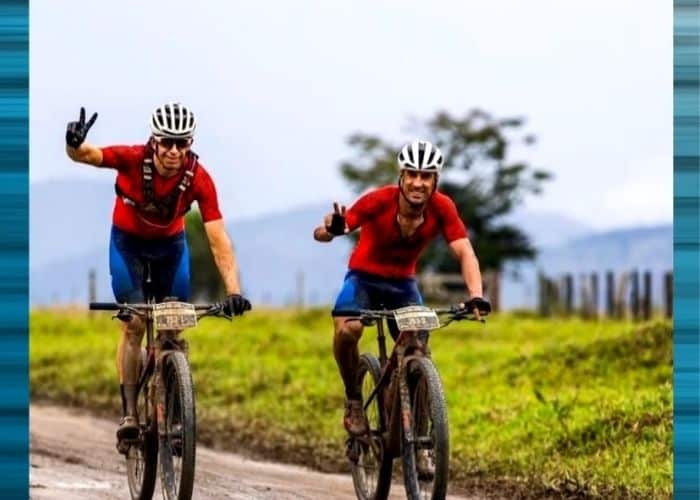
[30,308,672,499]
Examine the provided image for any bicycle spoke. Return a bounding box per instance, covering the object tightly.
[401,357,449,500]
[166,366,183,495]
[158,352,196,500]
[350,354,392,500]
[125,384,157,500]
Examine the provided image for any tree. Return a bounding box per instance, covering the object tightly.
[340,109,551,272]
[185,210,225,300]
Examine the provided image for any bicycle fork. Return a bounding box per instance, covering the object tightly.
[387,334,428,458]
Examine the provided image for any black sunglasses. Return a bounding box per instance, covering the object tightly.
[154,137,192,150]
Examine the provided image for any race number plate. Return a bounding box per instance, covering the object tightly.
[393,305,440,332]
[153,301,197,330]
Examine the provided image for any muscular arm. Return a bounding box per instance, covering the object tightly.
[65,142,103,166]
[204,219,242,295]
[448,237,484,298]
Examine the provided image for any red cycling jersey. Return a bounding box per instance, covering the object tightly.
[345,185,468,278]
[101,144,222,239]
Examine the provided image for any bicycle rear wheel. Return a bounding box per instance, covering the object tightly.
[401,357,449,500]
[158,352,196,500]
[126,380,158,500]
[350,353,393,500]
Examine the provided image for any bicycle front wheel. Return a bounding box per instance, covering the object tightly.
[126,379,158,500]
[350,353,393,500]
[158,351,196,500]
[401,357,449,500]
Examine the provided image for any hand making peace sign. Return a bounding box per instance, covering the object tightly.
[65,107,98,149]
[324,201,349,236]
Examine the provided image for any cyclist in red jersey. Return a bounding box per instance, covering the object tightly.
[65,103,251,444]
[314,140,491,450]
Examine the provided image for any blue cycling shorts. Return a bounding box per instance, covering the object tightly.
[109,226,190,303]
[332,270,425,340]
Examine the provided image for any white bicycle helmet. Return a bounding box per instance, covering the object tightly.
[397,140,444,173]
[150,102,196,138]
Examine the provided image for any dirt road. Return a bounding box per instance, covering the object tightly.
[31,404,479,499]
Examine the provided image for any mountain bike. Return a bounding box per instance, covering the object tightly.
[90,298,231,500]
[338,305,483,500]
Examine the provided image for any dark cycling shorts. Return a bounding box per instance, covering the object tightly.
[332,270,424,339]
[109,226,190,303]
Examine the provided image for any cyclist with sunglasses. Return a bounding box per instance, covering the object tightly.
[65,102,252,443]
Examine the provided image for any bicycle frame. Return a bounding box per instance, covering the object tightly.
[136,311,185,444]
[89,301,227,451]
[353,305,482,458]
[347,305,483,500]
[359,321,429,459]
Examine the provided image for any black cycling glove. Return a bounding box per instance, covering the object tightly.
[326,213,346,236]
[463,297,491,315]
[223,293,252,316]
[325,202,347,236]
[66,107,98,148]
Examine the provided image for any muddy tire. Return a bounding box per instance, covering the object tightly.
[401,357,449,500]
[126,381,158,500]
[159,352,196,500]
[350,353,393,500]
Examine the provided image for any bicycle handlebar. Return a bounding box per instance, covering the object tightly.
[334,305,486,323]
[90,302,223,310]
[89,302,229,319]
[89,302,122,311]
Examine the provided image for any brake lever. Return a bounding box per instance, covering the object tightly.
[210,304,232,321]
[447,310,486,324]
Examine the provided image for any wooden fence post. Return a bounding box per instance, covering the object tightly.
[664,271,673,319]
[606,271,615,318]
[564,274,574,316]
[538,273,549,317]
[630,270,640,321]
[579,274,590,319]
[590,272,599,319]
[88,269,96,318]
[642,271,652,320]
[489,270,501,313]
[615,272,629,319]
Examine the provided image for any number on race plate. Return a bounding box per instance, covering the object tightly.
[153,301,198,330]
[393,305,440,332]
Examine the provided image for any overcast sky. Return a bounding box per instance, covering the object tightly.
[30,0,671,230]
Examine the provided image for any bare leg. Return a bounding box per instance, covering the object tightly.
[333,317,364,400]
[116,316,145,419]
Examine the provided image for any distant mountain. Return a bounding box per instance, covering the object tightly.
[29,179,670,308]
[29,179,592,268]
[30,179,115,268]
[537,225,672,274]
[501,211,592,249]
[30,202,353,306]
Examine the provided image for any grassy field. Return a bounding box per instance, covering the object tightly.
[30,308,672,499]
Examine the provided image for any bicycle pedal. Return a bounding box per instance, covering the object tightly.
[345,438,361,464]
[171,439,183,457]
[116,439,132,455]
